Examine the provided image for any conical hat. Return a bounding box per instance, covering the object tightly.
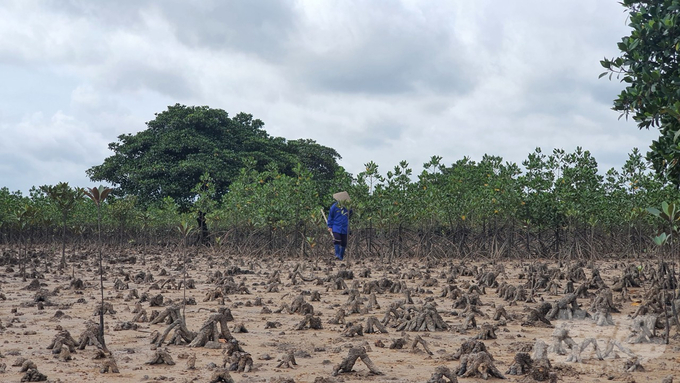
[333,191,350,202]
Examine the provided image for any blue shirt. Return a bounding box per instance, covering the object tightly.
[327,202,352,234]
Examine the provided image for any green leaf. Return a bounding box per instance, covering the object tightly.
[662,201,670,215]
[647,207,662,217]
[653,232,668,246]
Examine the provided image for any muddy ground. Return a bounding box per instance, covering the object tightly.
[0,246,678,383]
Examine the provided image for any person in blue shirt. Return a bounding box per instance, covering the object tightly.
[327,197,352,260]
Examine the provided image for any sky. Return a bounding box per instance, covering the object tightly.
[0,0,660,194]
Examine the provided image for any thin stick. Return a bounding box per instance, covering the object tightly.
[320,208,333,239]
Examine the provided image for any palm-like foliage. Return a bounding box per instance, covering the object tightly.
[41,182,84,269]
[84,185,112,353]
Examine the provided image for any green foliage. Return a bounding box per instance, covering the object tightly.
[3,146,680,259]
[39,182,85,266]
[192,172,217,217]
[647,200,680,246]
[87,104,341,209]
[0,187,26,228]
[601,0,680,185]
[40,182,85,219]
[219,160,321,230]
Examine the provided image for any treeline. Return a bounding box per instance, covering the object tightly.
[0,147,677,261]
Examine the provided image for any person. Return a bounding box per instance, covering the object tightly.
[327,193,352,260]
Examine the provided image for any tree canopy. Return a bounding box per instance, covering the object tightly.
[601,0,680,185]
[87,104,342,208]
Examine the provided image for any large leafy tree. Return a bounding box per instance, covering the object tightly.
[87,104,341,208]
[285,138,342,198]
[601,0,680,185]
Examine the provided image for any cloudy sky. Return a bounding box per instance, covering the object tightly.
[0,0,658,194]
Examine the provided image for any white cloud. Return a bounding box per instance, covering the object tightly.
[0,0,661,193]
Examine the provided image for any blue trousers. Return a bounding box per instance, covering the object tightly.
[333,232,347,260]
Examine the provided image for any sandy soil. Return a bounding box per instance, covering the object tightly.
[0,247,678,383]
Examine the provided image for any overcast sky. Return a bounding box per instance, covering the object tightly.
[0,0,659,194]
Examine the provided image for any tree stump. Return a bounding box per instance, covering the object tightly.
[493,305,511,321]
[100,357,120,373]
[150,304,181,325]
[451,339,488,360]
[126,289,139,301]
[389,337,407,350]
[290,295,309,314]
[113,278,128,290]
[294,314,323,330]
[57,345,72,362]
[590,288,619,313]
[149,294,164,307]
[186,354,196,370]
[276,350,297,368]
[226,351,253,372]
[20,360,37,372]
[332,346,382,376]
[220,339,243,357]
[403,288,414,304]
[521,304,553,328]
[188,307,234,347]
[546,293,582,320]
[47,330,78,354]
[145,348,175,365]
[368,292,380,310]
[475,323,497,340]
[530,360,552,382]
[150,307,195,347]
[208,369,235,383]
[23,279,41,291]
[114,321,138,331]
[204,288,223,302]
[628,314,658,343]
[601,339,635,358]
[545,280,561,295]
[457,315,475,332]
[364,316,388,334]
[132,308,148,323]
[410,334,433,355]
[455,351,505,379]
[70,278,84,290]
[506,352,532,375]
[342,323,364,337]
[274,302,291,314]
[233,323,248,333]
[427,366,458,383]
[395,303,449,332]
[549,327,577,355]
[92,302,116,316]
[77,321,107,352]
[592,307,614,326]
[20,368,47,382]
[333,277,348,290]
[624,357,644,372]
[566,338,602,363]
[345,297,362,314]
